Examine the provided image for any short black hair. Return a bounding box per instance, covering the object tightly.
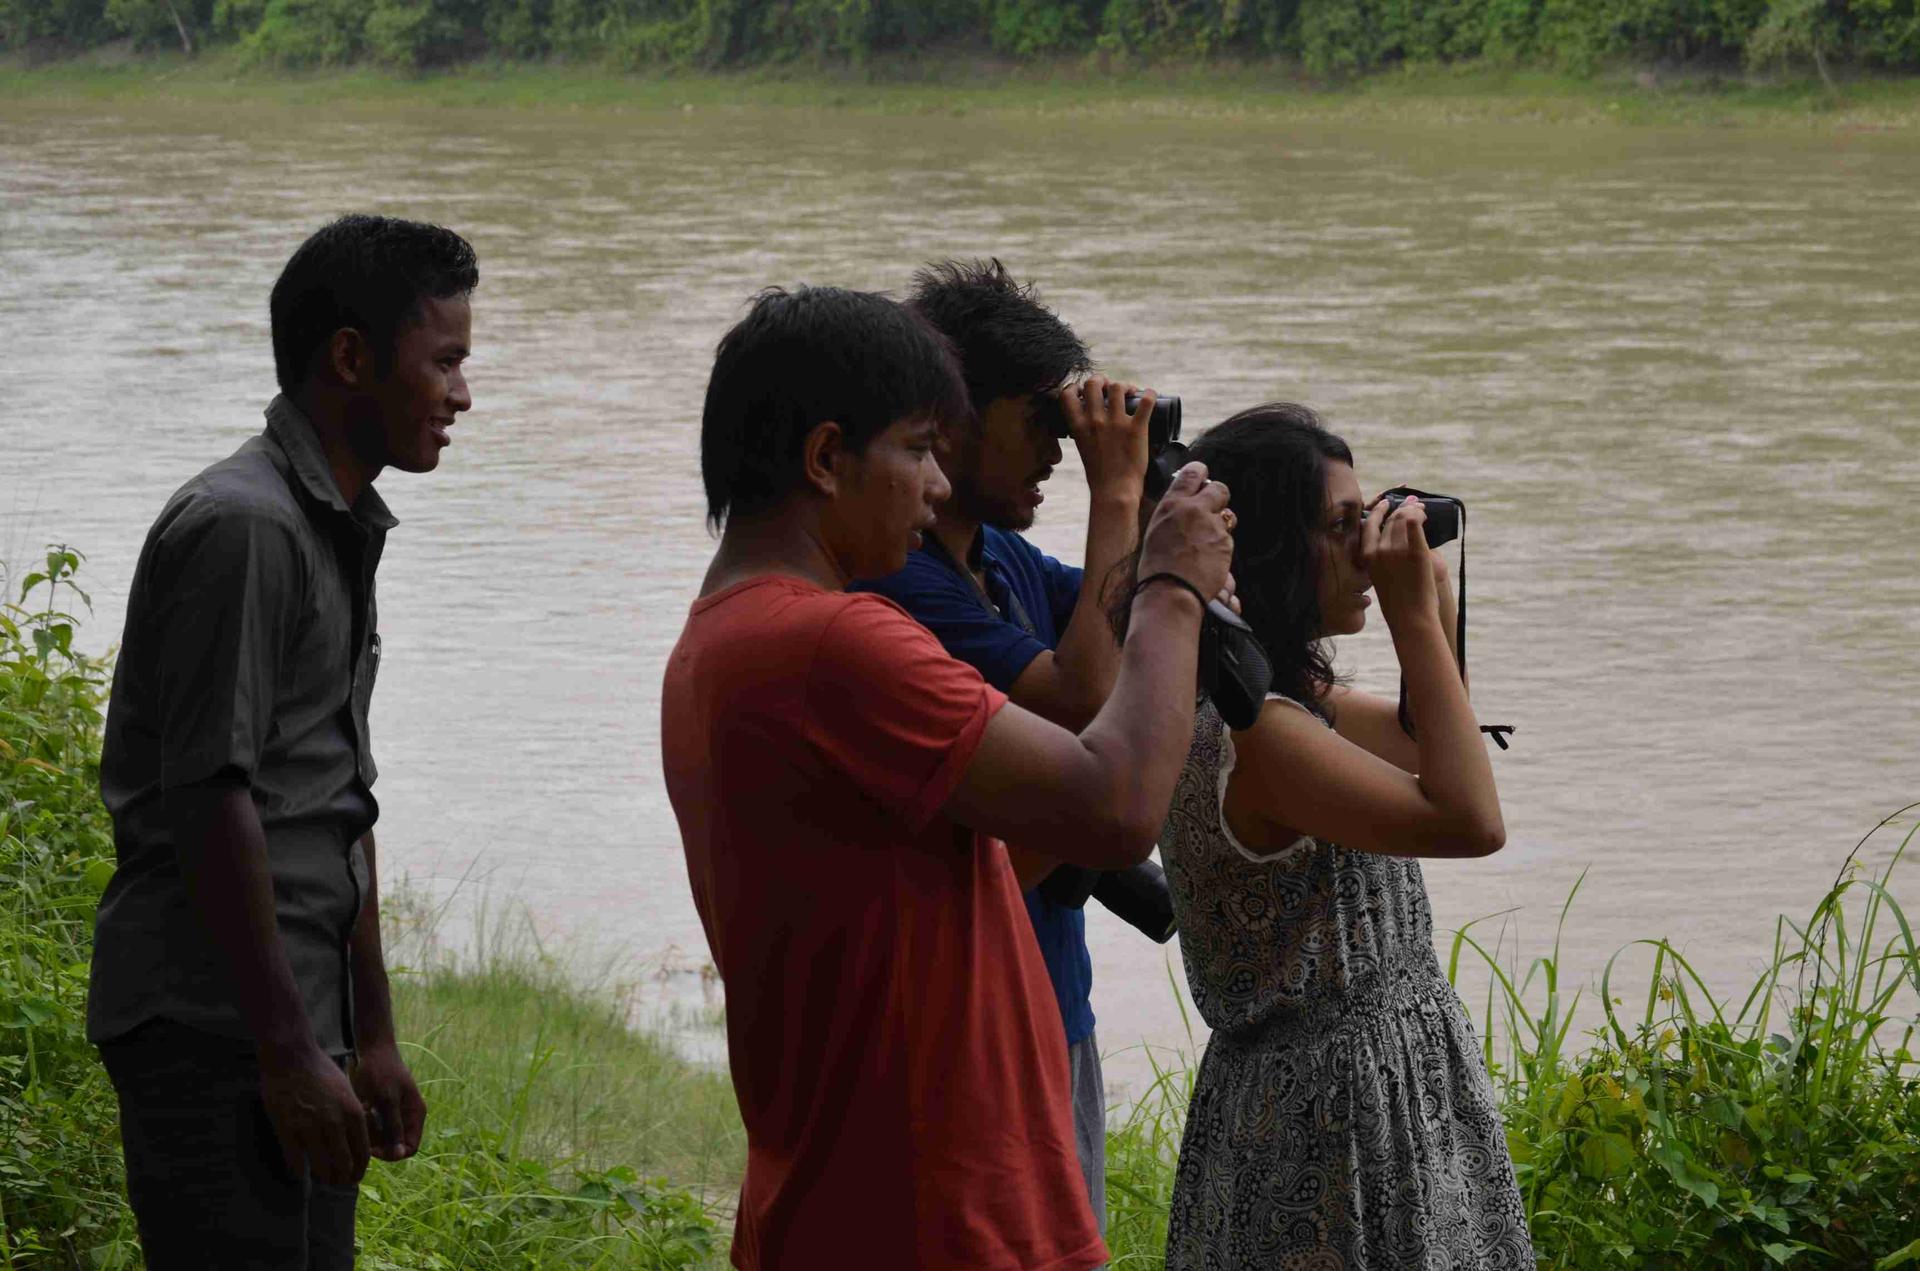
[270,214,478,394]
[700,286,969,529]
[906,259,1092,416]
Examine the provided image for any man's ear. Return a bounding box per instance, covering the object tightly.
[326,327,375,390]
[800,420,846,500]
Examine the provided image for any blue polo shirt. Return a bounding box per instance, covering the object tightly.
[855,528,1096,1046]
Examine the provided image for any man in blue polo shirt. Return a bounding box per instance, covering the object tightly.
[857,259,1174,1239]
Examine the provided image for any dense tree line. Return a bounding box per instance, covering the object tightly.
[3,0,1916,77]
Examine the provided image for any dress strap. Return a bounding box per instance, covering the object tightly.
[1215,698,1315,864]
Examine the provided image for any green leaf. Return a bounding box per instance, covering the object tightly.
[1,997,58,1028]
[1651,1143,1720,1209]
[83,859,116,894]
[1579,1131,1636,1179]
[1878,1238,1920,1270]
[1763,1244,1795,1264]
[1704,1093,1745,1130]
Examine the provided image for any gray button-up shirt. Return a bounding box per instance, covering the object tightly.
[89,396,393,1054]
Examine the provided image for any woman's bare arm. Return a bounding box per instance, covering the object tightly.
[1229,499,1503,860]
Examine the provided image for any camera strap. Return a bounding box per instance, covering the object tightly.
[1390,495,1515,751]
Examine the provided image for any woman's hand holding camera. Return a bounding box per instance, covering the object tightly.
[1361,494,1440,631]
[1139,462,1236,612]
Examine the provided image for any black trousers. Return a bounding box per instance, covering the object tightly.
[98,1019,358,1271]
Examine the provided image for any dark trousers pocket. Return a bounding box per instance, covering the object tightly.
[99,1019,357,1271]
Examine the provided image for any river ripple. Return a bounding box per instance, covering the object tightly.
[3,99,1917,1090]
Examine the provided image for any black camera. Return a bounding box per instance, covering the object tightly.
[1365,486,1516,750]
[1035,858,1177,943]
[1198,599,1272,731]
[1370,487,1461,549]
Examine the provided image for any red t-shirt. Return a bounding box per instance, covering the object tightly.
[661,576,1106,1271]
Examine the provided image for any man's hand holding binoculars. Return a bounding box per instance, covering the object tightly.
[1055,375,1155,504]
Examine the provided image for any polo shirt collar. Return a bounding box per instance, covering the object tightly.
[265,395,399,531]
[956,527,1016,571]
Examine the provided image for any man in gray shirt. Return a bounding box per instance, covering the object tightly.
[89,214,476,1269]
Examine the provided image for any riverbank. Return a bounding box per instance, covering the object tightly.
[7,549,1918,1267]
[5,53,1920,130]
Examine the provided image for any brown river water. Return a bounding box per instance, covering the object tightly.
[3,98,1918,1094]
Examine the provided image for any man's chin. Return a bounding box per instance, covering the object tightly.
[391,450,442,475]
[987,502,1037,533]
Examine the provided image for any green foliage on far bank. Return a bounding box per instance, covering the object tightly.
[0,549,740,1269]
[12,56,1920,133]
[3,0,1918,76]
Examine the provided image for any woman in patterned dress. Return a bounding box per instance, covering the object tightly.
[1157,404,1535,1269]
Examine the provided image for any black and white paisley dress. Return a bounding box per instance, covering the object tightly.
[1159,696,1535,1270]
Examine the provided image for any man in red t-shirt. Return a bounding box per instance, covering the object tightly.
[662,286,1237,1270]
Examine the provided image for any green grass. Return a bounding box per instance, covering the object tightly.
[5,50,1920,130]
[1102,967,1197,1268]
[360,940,744,1269]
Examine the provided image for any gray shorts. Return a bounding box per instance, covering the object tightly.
[1069,1030,1106,1238]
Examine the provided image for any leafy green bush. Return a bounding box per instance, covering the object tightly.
[0,547,138,1269]
[986,0,1093,55]
[1462,828,1920,1267]
[0,547,732,1268]
[242,0,368,63]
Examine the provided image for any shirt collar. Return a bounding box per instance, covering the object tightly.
[264,395,399,531]
[923,525,1001,579]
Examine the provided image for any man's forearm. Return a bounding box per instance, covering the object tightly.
[1073,584,1205,846]
[169,779,320,1062]
[1048,491,1141,724]
[348,830,396,1049]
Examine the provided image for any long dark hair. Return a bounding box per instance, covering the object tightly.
[1187,403,1354,711]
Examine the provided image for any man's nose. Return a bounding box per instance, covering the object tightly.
[449,368,473,413]
[1044,434,1063,466]
[928,457,953,506]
